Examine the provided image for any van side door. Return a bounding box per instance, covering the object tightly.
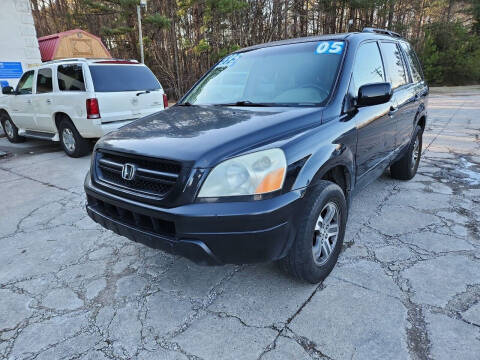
[33,67,55,132]
[352,41,395,180]
[9,70,36,130]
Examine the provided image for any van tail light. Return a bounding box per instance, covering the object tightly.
[163,93,168,109]
[86,98,101,119]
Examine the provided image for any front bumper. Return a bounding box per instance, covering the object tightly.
[84,172,305,265]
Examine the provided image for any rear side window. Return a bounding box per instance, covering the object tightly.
[58,64,85,91]
[400,42,423,83]
[37,68,53,94]
[380,42,407,89]
[89,65,161,92]
[16,71,34,95]
[352,41,385,95]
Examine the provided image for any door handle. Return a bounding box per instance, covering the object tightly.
[26,99,32,104]
[46,99,52,104]
[389,105,398,115]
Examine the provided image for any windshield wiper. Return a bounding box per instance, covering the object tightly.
[177,101,194,106]
[136,90,151,96]
[216,100,272,107]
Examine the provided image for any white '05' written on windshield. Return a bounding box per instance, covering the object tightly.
[315,41,345,54]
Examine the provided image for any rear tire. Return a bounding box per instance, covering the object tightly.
[58,117,90,158]
[390,125,423,180]
[0,112,25,143]
[278,180,347,284]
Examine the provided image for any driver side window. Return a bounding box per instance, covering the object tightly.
[16,71,35,95]
[352,42,385,96]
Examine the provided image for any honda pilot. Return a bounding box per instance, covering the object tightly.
[84,28,428,283]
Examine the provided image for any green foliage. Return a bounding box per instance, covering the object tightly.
[471,0,480,35]
[213,45,241,62]
[420,22,480,85]
[193,39,211,54]
[143,14,171,29]
[119,0,141,8]
[101,26,134,36]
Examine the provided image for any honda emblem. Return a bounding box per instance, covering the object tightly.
[121,163,137,181]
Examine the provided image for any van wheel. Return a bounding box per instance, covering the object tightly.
[278,180,347,284]
[1,113,25,143]
[58,118,90,158]
[390,125,423,180]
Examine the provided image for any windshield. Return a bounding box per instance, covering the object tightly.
[89,65,161,92]
[181,41,345,106]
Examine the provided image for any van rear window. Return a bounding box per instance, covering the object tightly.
[89,65,161,92]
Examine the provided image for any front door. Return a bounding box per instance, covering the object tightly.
[352,41,396,180]
[10,70,36,130]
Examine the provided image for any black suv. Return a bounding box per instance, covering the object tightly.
[85,28,428,283]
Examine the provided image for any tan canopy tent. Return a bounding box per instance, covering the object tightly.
[38,29,111,62]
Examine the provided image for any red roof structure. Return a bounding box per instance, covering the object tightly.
[38,29,111,62]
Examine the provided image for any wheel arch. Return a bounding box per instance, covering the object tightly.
[54,112,73,132]
[292,144,355,204]
[416,114,426,132]
[0,108,10,117]
[310,162,353,201]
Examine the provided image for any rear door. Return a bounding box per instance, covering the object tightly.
[10,70,36,130]
[400,41,428,139]
[56,63,89,124]
[33,66,55,132]
[88,63,165,123]
[379,41,415,151]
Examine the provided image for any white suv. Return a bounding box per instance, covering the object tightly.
[0,58,167,157]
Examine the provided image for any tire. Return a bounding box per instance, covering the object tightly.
[58,117,90,158]
[390,125,423,180]
[0,112,25,143]
[278,180,347,284]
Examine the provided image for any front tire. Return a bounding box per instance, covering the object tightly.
[278,181,347,283]
[58,117,90,158]
[0,112,25,143]
[390,125,423,180]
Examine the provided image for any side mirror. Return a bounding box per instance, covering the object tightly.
[1,86,14,95]
[357,82,392,107]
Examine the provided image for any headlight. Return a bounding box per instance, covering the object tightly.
[198,149,287,198]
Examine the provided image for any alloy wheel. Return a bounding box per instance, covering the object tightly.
[312,202,340,265]
[62,128,76,153]
[4,119,14,139]
[411,135,420,170]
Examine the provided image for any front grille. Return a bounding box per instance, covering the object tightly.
[95,150,181,198]
[88,195,175,237]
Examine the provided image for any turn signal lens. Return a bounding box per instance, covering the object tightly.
[255,168,286,194]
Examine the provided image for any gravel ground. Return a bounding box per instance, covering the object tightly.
[0,87,479,360]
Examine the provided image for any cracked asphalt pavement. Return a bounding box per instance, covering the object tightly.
[1,87,479,360]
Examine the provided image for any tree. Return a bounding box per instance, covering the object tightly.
[31,0,480,96]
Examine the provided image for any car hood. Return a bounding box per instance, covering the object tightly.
[97,105,323,167]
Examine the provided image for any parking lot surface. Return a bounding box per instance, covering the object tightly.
[0,87,479,360]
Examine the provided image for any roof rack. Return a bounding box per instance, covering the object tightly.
[362,27,401,38]
[42,58,139,65]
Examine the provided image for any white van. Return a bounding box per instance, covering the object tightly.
[0,58,167,157]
